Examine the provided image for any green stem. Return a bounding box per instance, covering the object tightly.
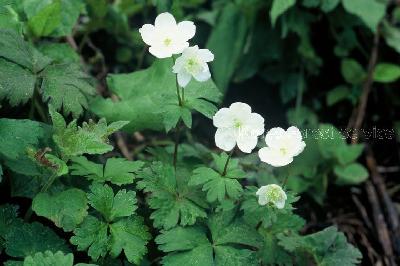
[173,122,181,170]
[222,149,234,176]
[24,173,58,222]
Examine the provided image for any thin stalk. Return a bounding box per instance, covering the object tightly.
[281,175,289,188]
[173,122,181,170]
[222,149,234,176]
[24,173,58,221]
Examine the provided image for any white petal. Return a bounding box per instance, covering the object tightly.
[155,12,176,29]
[177,71,192,87]
[229,102,251,115]
[170,41,189,55]
[291,141,306,157]
[256,186,267,196]
[258,147,293,167]
[148,45,173,58]
[265,127,286,149]
[246,113,265,136]
[215,128,236,152]
[139,24,156,45]
[274,199,286,209]
[172,57,185,73]
[198,49,214,62]
[177,21,196,40]
[193,64,211,82]
[213,108,234,128]
[258,195,269,206]
[236,134,258,153]
[287,126,303,142]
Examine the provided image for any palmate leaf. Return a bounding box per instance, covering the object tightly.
[70,156,144,185]
[32,188,88,232]
[278,226,362,266]
[156,211,261,266]
[71,184,150,264]
[189,153,246,203]
[49,107,128,157]
[87,183,137,222]
[23,251,73,266]
[91,59,221,132]
[40,64,96,117]
[137,162,208,230]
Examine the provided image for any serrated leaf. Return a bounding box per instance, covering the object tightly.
[5,222,69,258]
[342,0,386,32]
[270,0,296,26]
[38,42,80,64]
[334,163,369,185]
[0,204,23,239]
[156,211,260,266]
[32,188,88,232]
[137,162,207,229]
[70,156,143,185]
[70,215,109,261]
[88,183,137,222]
[23,251,73,266]
[0,58,36,106]
[278,226,362,265]
[91,59,220,132]
[335,144,364,165]
[109,216,151,264]
[50,107,128,157]
[0,5,23,34]
[41,64,95,117]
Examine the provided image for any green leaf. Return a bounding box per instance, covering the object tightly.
[52,0,84,37]
[278,226,362,265]
[335,144,364,165]
[41,64,95,117]
[317,124,346,158]
[23,251,73,266]
[0,58,36,106]
[137,162,208,229]
[26,0,61,37]
[32,188,88,232]
[341,58,366,85]
[342,0,386,32]
[373,63,400,83]
[38,43,80,64]
[109,216,151,265]
[0,29,51,72]
[382,20,400,54]
[0,5,23,33]
[334,163,369,185]
[91,59,220,132]
[156,211,260,266]
[0,204,23,239]
[270,0,296,26]
[320,0,340,12]
[206,3,247,91]
[326,86,351,106]
[88,183,137,222]
[50,107,128,157]
[5,222,69,258]
[70,215,109,261]
[44,154,68,176]
[71,215,150,263]
[70,156,143,185]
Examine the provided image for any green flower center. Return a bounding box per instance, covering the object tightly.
[233,119,242,128]
[267,187,283,203]
[279,147,287,156]
[164,38,172,46]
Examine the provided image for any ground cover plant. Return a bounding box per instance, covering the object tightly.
[1,0,400,265]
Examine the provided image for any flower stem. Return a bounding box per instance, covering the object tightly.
[222,149,234,176]
[281,175,289,188]
[173,122,181,170]
[24,173,58,222]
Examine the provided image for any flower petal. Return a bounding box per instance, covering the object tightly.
[149,45,173,58]
[258,147,293,167]
[247,113,265,136]
[236,134,258,153]
[139,24,156,45]
[193,64,211,82]
[215,128,236,152]
[230,102,252,115]
[264,127,286,149]
[258,195,269,206]
[155,12,177,29]
[274,198,286,209]
[177,21,196,40]
[287,126,303,142]
[177,71,192,87]
[198,49,214,62]
[292,140,306,157]
[213,108,234,128]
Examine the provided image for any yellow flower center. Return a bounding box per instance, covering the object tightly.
[233,119,242,128]
[279,147,288,156]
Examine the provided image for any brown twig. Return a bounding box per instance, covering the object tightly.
[350,27,381,144]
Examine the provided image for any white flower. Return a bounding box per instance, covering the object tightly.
[172,45,214,87]
[258,126,306,167]
[139,12,196,58]
[213,102,265,153]
[256,184,287,209]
